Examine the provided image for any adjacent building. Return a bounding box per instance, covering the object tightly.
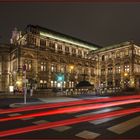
[0,24,140,94]
[89,41,140,93]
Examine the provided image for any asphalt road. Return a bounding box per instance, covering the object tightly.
[0,95,140,139]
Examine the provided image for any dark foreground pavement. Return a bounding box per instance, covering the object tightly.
[0,94,140,139]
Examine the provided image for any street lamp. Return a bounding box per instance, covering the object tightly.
[124,72,128,77]
[69,65,74,73]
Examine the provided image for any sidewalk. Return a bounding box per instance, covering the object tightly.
[9,95,108,108]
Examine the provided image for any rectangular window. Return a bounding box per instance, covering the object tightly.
[40,39,46,46]
[57,44,62,51]
[65,46,69,52]
[72,48,76,55]
[24,60,32,71]
[13,61,17,71]
[125,65,130,72]
[116,66,121,73]
[41,62,46,71]
[49,42,55,50]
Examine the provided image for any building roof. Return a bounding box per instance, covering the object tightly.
[92,41,132,53]
[26,24,101,50]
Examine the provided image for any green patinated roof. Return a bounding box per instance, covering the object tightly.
[26,25,101,50]
[92,41,132,53]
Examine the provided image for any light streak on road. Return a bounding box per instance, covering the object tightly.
[0,107,140,137]
[0,95,140,114]
[0,99,140,122]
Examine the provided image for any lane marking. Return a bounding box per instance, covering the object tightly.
[75,130,100,139]
[8,113,21,117]
[76,107,122,117]
[108,115,140,134]
[90,115,124,125]
[0,99,139,122]
[52,126,71,132]
[32,120,49,125]
[1,95,140,115]
[0,107,140,137]
[21,117,34,121]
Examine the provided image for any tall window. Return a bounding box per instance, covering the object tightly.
[116,52,120,58]
[51,64,57,72]
[78,50,82,56]
[57,44,62,51]
[24,60,32,71]
[40,80,47,88]
[101,55,105,61]
[40,39,46,47]
[13,61,17,71]
[72,48,76,55]
[125,50,129,56]
[49,42,55,50]
[101,68,105,75]
[124,64,130,72]
[108,64,113,74]
[41,62,46,71]
[115,64,121,74]
[60,65,66,73]
[65,46,69,53]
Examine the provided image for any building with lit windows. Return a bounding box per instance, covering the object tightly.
[6,25,99,93]
[89,41,140,93]
[0,24,140,94]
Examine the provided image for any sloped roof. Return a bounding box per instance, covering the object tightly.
[26,24,102,50]
[92,41,132,53]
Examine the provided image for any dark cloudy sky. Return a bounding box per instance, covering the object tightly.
[0,3,140,46]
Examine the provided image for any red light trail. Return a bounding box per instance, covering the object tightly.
[0,95,140,114]
[0,107,140,137]
[0,99,140,122]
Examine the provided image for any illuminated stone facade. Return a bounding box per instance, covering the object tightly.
[7,25,99,92]
[89,41,140,93]
[0,25,140,93]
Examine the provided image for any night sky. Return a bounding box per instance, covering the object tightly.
[0,3,140,46]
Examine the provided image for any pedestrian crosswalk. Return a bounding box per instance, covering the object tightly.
[1,96,140,139]
[76,107,122,117]
[108,115,140,134]
[75,130,100,139]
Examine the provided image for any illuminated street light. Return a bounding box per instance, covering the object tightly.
[124,72,128,77]
[16,80,22,86]
[69,65,74,73]
[70,65,74,70]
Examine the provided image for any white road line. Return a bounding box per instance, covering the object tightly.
[108,115,140,134]
[52,126,71,132]
[90,115,125,125]
[32,120,49,125]
[75,130,100,139]
[21,117,34,120]
[32,120,71,132]
[8,113,21,117]
[76,107,122,117]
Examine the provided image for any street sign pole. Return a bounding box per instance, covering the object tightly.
[24,70,27,104]
[23,65,27,104]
